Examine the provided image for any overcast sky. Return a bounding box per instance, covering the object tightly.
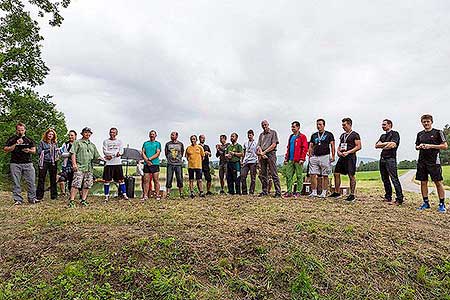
[37,0,450,160]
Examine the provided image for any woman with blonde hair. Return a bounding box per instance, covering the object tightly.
[36,128,59,200]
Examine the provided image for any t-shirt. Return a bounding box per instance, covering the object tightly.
[5,135,35,164]
[70,139,101,172]
[310,131,335,157]
[289,135,297,161]
[142,140,162,166]
[338,131,360,156]
[165,141,184,166]
[216,143,230,164]
[200,144,211,169]
[226,143,243,163]
[186,144,205,169]
[243,140,258,165]
[257,129,279,155]
[415,129,446,164]
[378,130,400,159]
[103,138,124,166]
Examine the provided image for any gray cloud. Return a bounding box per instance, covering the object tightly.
[37,0,450,160]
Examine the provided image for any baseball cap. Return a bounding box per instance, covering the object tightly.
[81,127,93,134]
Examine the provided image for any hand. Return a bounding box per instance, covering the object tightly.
[423,144,431,150]
[116,152,120,157]
[262,154,268,159]
[342,151,348,157]
[299,160,304,164]
[22,148,31,153]
[16,138,24,145]
[73,164,78,172]
[216,144,220,150]
[284,159,288,165]
[105,155,112,160]
[225,153,232,159]
[146,159,152,165]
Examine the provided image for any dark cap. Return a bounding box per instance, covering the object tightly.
[81,127,93,134]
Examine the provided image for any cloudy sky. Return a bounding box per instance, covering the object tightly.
[37,0,450,160]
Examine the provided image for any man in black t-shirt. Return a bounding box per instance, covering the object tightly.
[308,118,335,198]
[3,123,38,205]
[375,119,404,205]
[415,114,448,213]
[330,118,362,202]
[199,135,213,195]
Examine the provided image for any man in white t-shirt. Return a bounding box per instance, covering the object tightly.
[241,129,258,195]
[102,127,128,201]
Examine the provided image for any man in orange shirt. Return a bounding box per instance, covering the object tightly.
[185,135,205,198]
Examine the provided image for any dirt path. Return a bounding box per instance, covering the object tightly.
[399,169,450,198]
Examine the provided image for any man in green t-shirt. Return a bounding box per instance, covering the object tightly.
[225,133,243,195]
[69,127,103,207]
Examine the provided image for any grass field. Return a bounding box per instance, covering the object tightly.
[443,165,450,186]
[0,179,449,299]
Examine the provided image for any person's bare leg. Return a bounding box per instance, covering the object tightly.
[197,179,203,193]
[322,175,329,194]
[153,172,160,198]
[207,181,212,192]
[142,174,150,199]
[69,186,78,201]
[349,175,356,195]
[334,173,341,193]
[435,181,445,199]
[189,180,194,194]
[420,181,428,198]
[81,188,89,200]
[311,174,318,191]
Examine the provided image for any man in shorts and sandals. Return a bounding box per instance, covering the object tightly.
[284,121,308,198]
[142,130,162,200]
[102,127,128,201]
[186,135,205,198]
[416,114,448,213]
[199,134,213,195]
[165,131,184,198]
[309,119,335,198]
[330,118,361,202]
[69,127,103,207]
[215,135,230,194]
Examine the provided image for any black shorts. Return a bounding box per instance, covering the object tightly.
[334,155,357,176]
[144,165,160,174]
[202,167,212,182]
[103,165,124,182]
[416,162,443,182]
[188,168,202,180]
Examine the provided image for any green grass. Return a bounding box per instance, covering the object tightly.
[443,165,450,186]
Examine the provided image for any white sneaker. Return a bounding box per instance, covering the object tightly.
[122,194,129,200]
[104,196,109,202]
[319,191,327,198]
[309,191,318,197]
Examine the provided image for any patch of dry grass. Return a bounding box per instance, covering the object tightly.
[0,182,449,299]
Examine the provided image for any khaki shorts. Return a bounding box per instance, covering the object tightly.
[309,155,332,176]
[72,171,94,189]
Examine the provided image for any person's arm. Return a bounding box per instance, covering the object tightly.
[181,143,185,157]
[234,145,244,158]
[103,140,113,160]
[94,146,103,161]
[346,139,362,154]
[299,135,308,163]
[330,140,336,162]
[118,140,124,157]
[142,146,152,165]
[37,141,44,156]
[423,142,448,150]
[148,143,161,161]
[71,143,78,172]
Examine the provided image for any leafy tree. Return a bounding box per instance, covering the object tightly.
[357,161,379,172]
[441,124,450,165]
[0,0,70,182]
[397,160,417,169]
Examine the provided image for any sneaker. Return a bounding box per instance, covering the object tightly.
[219,190,225,194]
[80,200,89,206]
[293,192,301,198]
[156,196,161,200]
[241,191,248,195]
[273,192,282,198]
[68,200,76,208]
[258,192,268,197]
[438,203,446,213]
[319,191,327,198]
[329,192,341,198]
[309,191,318,197]
[122,194,129,200]
[14,201,23,205]
[140,197,148,201]
[283,192,293,198]
[190,193,195,199]
[206,191,213,196]
[417,202,431,210]
[104,196,110,202]
[345,194,356,202]
[199,192,205,198]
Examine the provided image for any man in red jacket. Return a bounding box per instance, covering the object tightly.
[284,121,308,197]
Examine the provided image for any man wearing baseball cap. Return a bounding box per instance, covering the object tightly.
[68,127,103,207]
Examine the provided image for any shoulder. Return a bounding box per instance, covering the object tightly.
[352,131,361,139]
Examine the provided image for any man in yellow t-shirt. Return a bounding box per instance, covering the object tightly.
[185,135,205,198]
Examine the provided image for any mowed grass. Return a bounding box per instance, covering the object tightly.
[0,179,449,300]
